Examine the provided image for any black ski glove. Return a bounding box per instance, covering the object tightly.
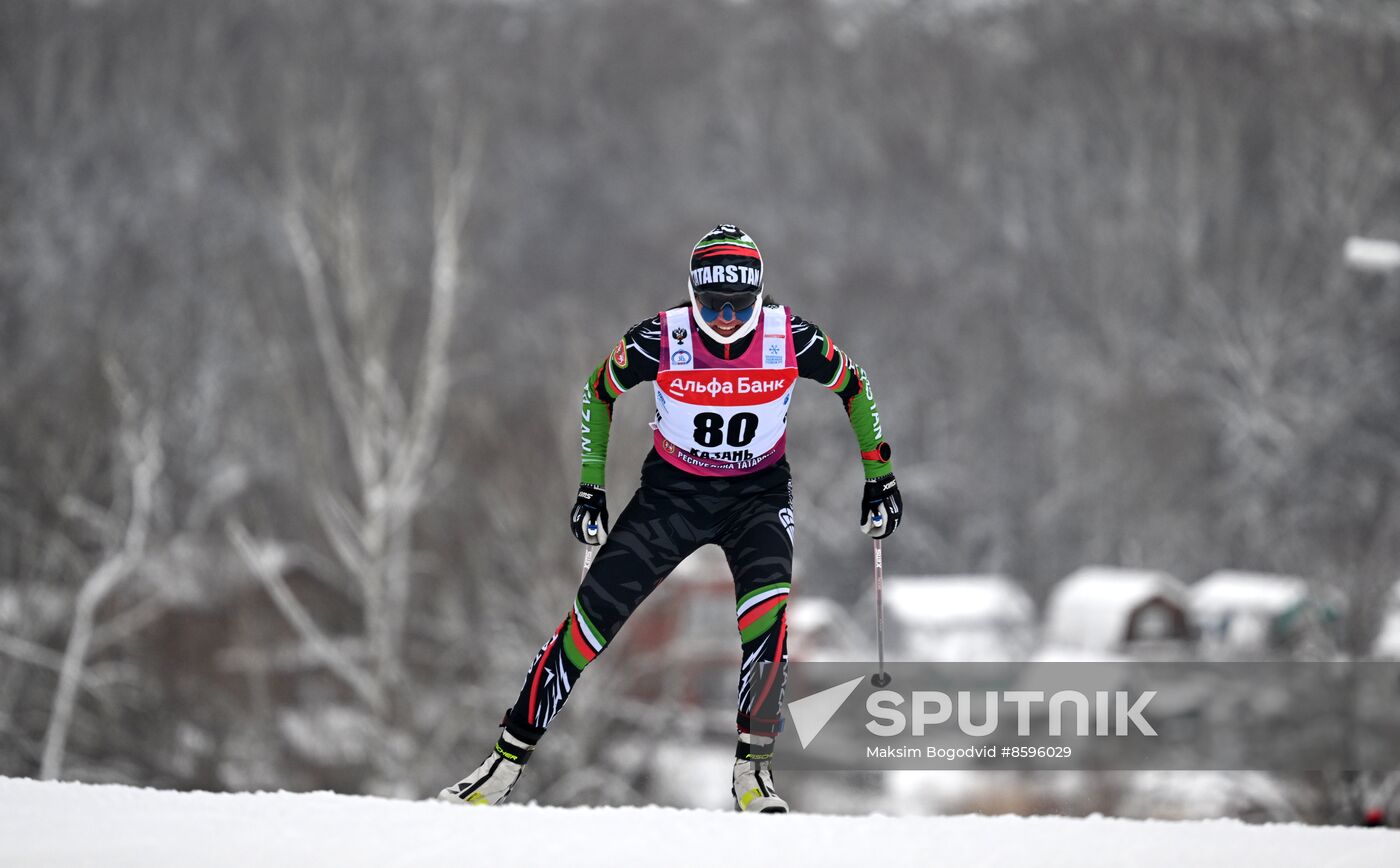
[570,483,609,546]
[860,473,902,540]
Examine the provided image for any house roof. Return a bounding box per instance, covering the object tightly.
[1043,566,1188,652]
[1191,571,1310,617]
[881,575,1035,628]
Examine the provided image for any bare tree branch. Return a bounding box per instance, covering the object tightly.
[281,200,373,493]
[0,632,69,674]
[40,367,162,780]
[391,125,482,495]
[226,519,384,712]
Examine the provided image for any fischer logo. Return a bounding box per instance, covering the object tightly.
[658,369,796,407]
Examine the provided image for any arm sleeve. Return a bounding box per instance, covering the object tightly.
[792,314,894,479]
[579,316,661,487]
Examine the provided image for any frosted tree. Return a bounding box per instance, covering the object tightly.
[227,124,479,792]
[39,363,163,780]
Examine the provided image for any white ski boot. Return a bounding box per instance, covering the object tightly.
[732,733,788,813]
[439,731,535,806]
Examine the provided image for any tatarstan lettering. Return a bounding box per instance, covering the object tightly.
[676,447,777,471]
[690,265,761,288]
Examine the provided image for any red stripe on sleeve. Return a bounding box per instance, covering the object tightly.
[738,594,788,631]
[751,617,788,724]
[526,627,563,725]
[568,613,598,662]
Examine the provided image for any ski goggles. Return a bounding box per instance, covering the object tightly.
[693,290,760,323]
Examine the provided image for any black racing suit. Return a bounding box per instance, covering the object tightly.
[503,308,891,745]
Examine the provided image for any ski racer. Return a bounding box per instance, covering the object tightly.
[441,224,902,813]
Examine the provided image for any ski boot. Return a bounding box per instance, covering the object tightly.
[732,733,788,813]
[439,730,535,806]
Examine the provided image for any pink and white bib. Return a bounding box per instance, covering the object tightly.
[653,304,797,477]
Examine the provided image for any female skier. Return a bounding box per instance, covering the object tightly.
[440,225,902,813]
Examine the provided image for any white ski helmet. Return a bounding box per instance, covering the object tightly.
[687,224,764,345]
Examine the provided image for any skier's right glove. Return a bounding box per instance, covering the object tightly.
[570,483,609,546]
[860,473,902,540]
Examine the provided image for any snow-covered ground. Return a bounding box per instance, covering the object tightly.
[2,776,1395,868]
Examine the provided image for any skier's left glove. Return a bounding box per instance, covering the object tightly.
[570,483,609,546]
[860,473,902,540]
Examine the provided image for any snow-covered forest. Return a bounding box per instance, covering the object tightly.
[3,0,1400,819]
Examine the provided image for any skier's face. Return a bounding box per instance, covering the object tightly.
[708,309,745,337]
[695,291,758,337]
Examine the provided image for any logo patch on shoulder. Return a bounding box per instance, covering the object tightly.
[612,338,628,368]
[671,350,693,366]
[672,327,688,343]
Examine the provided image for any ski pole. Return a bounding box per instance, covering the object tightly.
[871,519,891,687]
[581,523,600,581]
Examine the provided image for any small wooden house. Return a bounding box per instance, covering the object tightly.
[1192,570,1342,658]
[1042,566,1191,657]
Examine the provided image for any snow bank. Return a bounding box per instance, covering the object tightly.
[1,776,1395,868]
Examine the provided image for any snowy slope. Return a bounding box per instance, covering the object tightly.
[2,777,1396,868]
